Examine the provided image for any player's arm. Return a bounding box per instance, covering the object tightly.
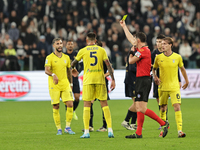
[71,59,78,69]
[178,69,182,88]
[71,59,79,77]
[152,68,160,85]
[45,66,58,84]
[152,57,160,85]
[180,66,189,89]
[119,20,136,46]
[104,68,114,77]
[67,67,73,87]
[104,59,115,91]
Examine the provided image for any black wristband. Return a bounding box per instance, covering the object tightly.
[129,51,135,56]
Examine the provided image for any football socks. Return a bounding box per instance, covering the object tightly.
[83,107,90,133]
[66,107,73,127]
[135,112,144,136]
[145,109,165,126]
[102,106,112,128]
[53,108,61,130]
[89,103,93,127]
[73,100,79,111]
[125,110,134,122]
[175,111,182,131]
[160,109,166,121]
[131,112,137,124]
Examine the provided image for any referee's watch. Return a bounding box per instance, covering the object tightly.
[70,83,73,86]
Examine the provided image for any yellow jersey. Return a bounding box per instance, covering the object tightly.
[45,52,71,90]
[153,52,183,91]
[75,45,108,85]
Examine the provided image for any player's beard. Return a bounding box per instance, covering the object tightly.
[56,47,63,53]
[68,47,73,51]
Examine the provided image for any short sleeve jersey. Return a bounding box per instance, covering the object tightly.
[134,46,151,77]
[75,45,108,85]
[45,52,71,90]
[124,51,137,84]
[153,52,184,91]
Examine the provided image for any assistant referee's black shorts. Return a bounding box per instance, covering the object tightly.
[135,76,152,102]
[125,83,136,98]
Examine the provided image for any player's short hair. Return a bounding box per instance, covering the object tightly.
[157,34,165,40]
[96,40,102,47]
[87,32,96,41]
[52,38,62,44]
[136,32,146,43]
[163,37,173,47]
[66,40,73,43]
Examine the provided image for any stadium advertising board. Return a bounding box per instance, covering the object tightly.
[0,70,199,101]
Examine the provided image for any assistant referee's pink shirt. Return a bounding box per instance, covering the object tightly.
[135,46,151,77]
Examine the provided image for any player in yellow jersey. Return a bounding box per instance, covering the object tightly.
[71,32,116,138]
[153,37,189,138]
[45,38,75,135]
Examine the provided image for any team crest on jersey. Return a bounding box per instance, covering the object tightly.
[64,60,66,63]
[172,59,176,63]
[135,51,141,57]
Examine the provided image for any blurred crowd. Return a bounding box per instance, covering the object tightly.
[0,0,200,71]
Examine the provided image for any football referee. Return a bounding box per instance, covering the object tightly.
[120,20,169,139]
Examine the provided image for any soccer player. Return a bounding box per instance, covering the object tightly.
[153,37,189,138]
[65,40,83,120]
[90,40,113,132]
[45,38,75,135]
[71,32,115,138]
[151,34,182,130]
[120,20,169,139]
[121,45,137,130]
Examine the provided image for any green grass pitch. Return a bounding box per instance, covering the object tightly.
[0,98,199,150]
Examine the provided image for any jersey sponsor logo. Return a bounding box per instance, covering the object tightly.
[135,51,141,58]
[0,74,31,99]
[86,69,102,73]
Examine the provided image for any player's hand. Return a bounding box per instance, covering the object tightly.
[182,81,189,90]
[119,20,126,28]
[72,68,79,77]
[154,76,160,85]
[110,80,116,91]
[53,74,58,84]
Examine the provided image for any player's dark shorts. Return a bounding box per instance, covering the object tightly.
[135,76,152,102]
[153,82,159,98]
[125,83,136,98]
[73,79,80,94]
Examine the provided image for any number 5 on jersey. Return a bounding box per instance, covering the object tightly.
[90,51,98,66]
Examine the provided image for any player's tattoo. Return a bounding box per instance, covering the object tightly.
[67,67,72,83]
[71,59,78,69]
[104,59,115,81]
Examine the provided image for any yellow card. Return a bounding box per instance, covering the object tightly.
[122,15,128,21]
